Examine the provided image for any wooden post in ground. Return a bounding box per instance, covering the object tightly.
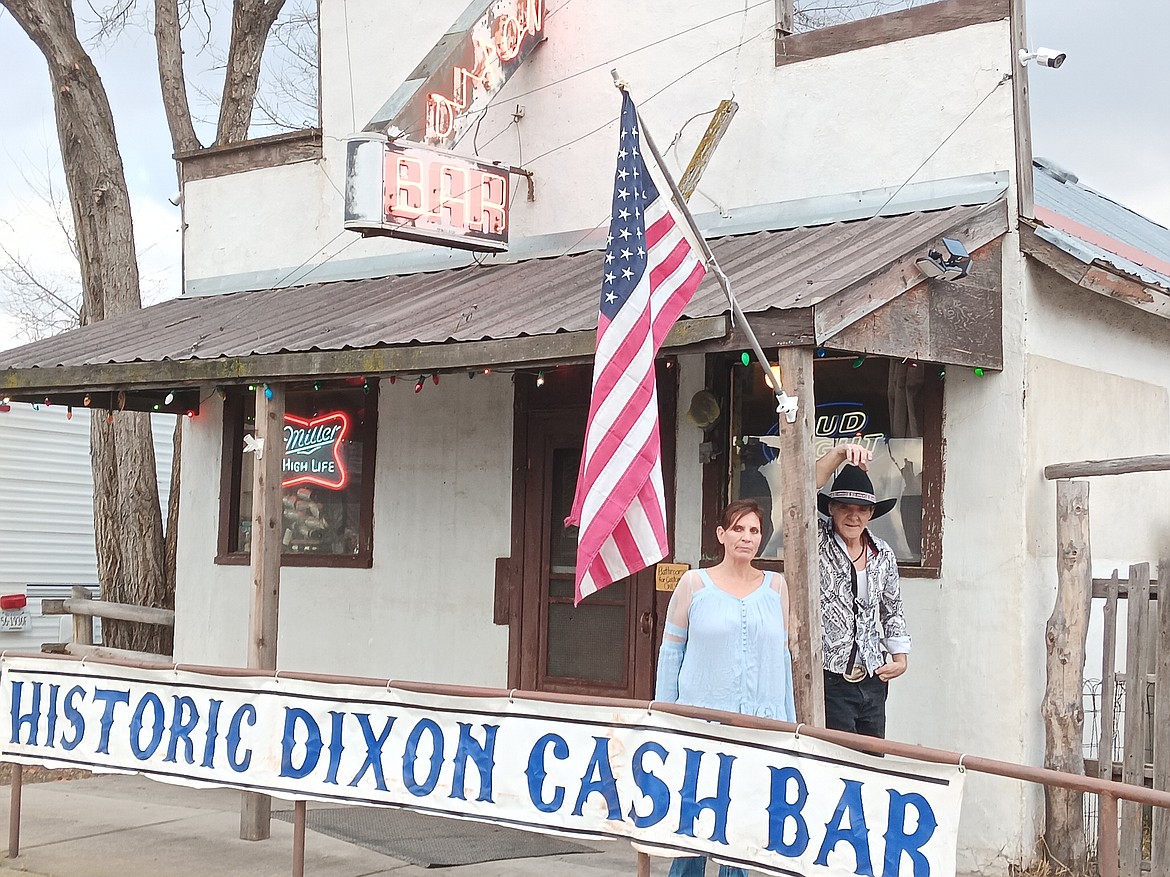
[775,346,825,725]
[8,763,21,858]
[1151,558,1170,871]
[71,586,94,646]
[1041,480,1091,871]
[1120,562,1151,877]
[240,384,285,841]
[292,800,307,877]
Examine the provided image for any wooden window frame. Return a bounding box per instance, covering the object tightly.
[702,353,943,578]
[216,381,379,569]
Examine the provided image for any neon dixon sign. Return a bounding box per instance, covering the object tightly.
[282,412,349,490]
[364,0,546,149]
[426,0,545,144]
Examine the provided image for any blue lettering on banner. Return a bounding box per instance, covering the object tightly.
[883,790,938,877]
[571,736,622,821]
[9,681,42,746]
[226,703,256,772]
[201,699,223,769]
[526,733,568,812]
[0,662,963,875]
[60,685,85,750]
[628,741,671,828]
[815,779,874,875]
[281,707,323,779]
[403,719,444,797]
[44,684,60,749]
[349,713,395,790]
[677,749,735,844]
[450,722,498,803]
[165,696,200,765]
[766,765,811,857]
[129,692,166,760]
[93,688,131,755]
[324,711,346,785]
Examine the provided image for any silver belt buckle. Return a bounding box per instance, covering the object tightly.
[842,666,867,683]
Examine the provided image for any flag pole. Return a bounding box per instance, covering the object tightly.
[610,69,796,420]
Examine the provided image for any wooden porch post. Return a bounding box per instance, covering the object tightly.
[1154,559,1170,872]
[776,346,825,725]
[1041,480,1090,870]
[240,383,285,841]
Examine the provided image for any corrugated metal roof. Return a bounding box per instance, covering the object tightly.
[0,203,991,371]
[1034,158,1170,293]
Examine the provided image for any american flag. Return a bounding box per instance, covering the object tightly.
[565,93,707,605]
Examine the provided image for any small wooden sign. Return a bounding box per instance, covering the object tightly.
[655,562,691,592]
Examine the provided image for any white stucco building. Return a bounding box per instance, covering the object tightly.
[2,1,1168,871]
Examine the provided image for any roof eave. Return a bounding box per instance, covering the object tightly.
[0,316,731,398]
[1021,222,1170,321]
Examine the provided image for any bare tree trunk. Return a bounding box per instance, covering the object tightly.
[217,0,289,144]
[164,417,183,605]
[2,0,169,654]
[154,0,202,154]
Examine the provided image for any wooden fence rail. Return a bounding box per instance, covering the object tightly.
[40,586,174,663]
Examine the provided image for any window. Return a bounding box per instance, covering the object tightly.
[217,380,378,567]
[726,355,942,573]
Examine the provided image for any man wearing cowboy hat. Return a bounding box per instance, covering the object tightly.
[815,443,911,738]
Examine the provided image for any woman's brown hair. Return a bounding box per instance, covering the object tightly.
[719,499,764,531]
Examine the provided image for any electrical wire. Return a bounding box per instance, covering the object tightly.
[447,0,774,153]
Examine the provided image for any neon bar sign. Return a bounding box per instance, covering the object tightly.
[366,0,546,149]
[282,411,349,490]
[426,0,544,144]
[344,138,509,251]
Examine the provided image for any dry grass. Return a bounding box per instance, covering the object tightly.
[0,763,91,786]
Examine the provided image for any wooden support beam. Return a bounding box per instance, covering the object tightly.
[1120,563,1151,877]
[1098,572,1119,796]
[64,643,171,664]
[71,586,94,648]
[775,0,1009,67]
[1041,480,1090,871]
[1153,559,1170,872]
[775,346,825,725]
[1044,455,1170,480]
[240,383,285,841]
[678,100,738,203]
[1009,0,1035,218]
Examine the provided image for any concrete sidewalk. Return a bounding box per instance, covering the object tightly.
[0,775,632,877]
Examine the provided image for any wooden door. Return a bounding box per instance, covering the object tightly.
[508,365,676,699]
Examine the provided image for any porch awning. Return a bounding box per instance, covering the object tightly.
[0,199,1007,398]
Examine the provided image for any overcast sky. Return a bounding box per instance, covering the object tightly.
[0,0,1166,350]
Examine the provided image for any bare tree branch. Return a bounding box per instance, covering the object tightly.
[155,0,202,154]
[216,0,289,144]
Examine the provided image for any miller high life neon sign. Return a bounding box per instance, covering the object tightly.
[282,411,350,490]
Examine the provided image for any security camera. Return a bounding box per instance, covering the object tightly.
[168,192,183,207]
[1018,47,1066,68]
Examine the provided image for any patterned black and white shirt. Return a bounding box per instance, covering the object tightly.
[818,518,912,674]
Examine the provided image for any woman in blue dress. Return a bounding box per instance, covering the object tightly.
[654,499,796,877]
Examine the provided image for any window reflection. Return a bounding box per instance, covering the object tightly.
[731,358,927,564]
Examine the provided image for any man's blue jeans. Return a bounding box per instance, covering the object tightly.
[667,855,748,877]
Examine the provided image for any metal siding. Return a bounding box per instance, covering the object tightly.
[0,204,991,371]
[0,403,174,587]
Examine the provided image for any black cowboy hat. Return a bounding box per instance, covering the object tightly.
[817,464,897,520]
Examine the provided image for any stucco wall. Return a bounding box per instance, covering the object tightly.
[173,374,514,685]
[182,3,1015,290]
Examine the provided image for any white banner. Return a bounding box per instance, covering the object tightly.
[0,657,963,876]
